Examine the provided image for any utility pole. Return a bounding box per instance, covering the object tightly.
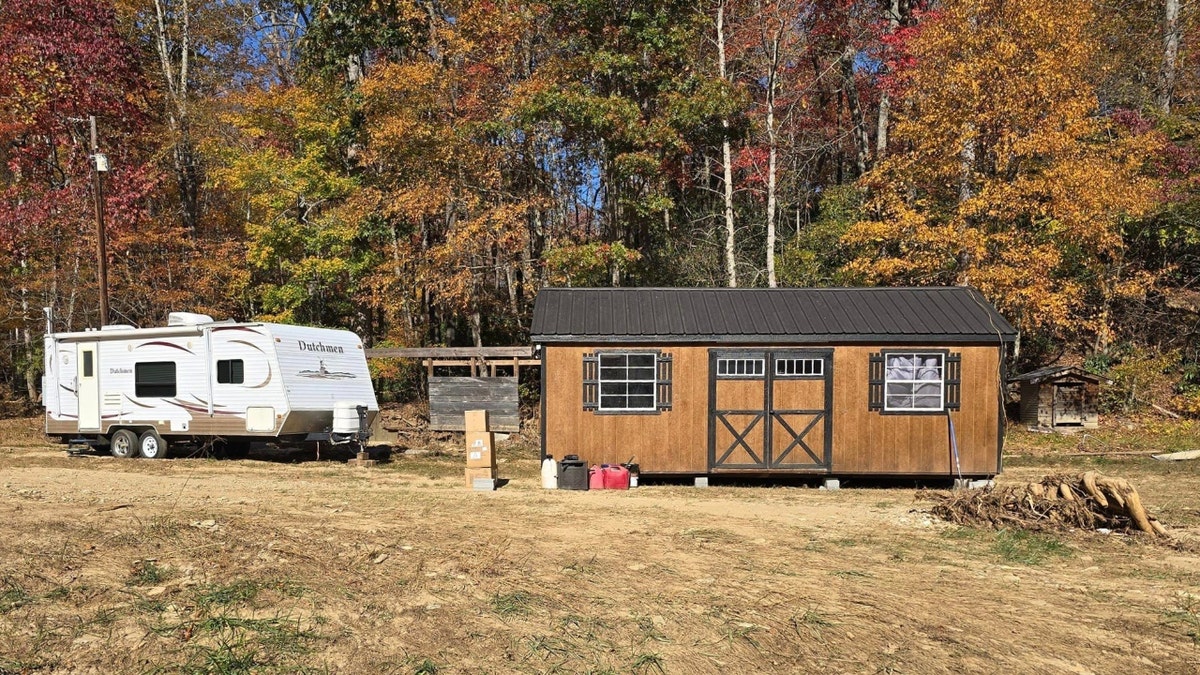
[89,116,109,326]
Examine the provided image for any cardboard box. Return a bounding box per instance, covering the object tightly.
[465,431,496,468]
[464,409,489,432]
[465,466,495,488]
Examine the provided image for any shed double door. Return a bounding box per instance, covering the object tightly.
[708,349,832,472]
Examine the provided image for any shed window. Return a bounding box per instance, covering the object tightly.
[775,358,823,377]
[883,353,943,411]
[716,358,764,378]
[135,362,176,398]
[216,359,244,384]
[600,353,656,411]
[583,351,672,413]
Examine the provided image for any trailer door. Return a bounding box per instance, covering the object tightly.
[77,342,100,431]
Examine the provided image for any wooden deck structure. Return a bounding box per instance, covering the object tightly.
[365,346,537,432]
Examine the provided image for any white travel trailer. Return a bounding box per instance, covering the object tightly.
[43,311,379,458]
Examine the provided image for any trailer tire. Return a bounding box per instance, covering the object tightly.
[109,429,137,459]
[138,430,168,459]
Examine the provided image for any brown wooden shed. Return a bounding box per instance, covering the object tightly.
[1011,366,1109,430]
[532,287,1017,479]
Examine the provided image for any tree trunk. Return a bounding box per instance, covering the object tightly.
[956,125,976,283]
[876,0,902,159]
[718,2,737,287]
[765,27,781,288]
[153,0,201,232]
[840,46,870,176]
[1159,0,1180,114]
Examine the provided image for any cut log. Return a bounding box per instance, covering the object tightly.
[1080,471,1108,508]
[1152,449,1200,462]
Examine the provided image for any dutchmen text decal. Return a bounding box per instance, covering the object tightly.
[298,340,345,354]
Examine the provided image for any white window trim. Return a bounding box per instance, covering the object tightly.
[716,357,765,378]
[774,357,824,377]
[883,352,945,412]
[598,352,658,412]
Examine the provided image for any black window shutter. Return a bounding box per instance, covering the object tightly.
[582,353,599,410]
[656,353,673,410]
[945,352,962,410]
[868,352,884,411]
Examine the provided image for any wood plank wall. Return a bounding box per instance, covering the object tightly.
[830,346,1001,475]
[544,347,709,472]
[544,343,1004,475]
[429,377,520,432]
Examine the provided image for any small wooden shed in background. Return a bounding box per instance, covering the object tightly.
[1011,366,1110,430]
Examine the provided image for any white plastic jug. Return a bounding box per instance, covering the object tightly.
[541,456,558,489]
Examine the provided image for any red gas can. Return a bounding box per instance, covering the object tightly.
[588,464,606,490]
[602,464,630,490]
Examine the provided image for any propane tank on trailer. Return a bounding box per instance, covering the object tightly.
[332,401,369,443]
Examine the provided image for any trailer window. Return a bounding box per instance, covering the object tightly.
[216,359,244,384]
[135,362,176,398]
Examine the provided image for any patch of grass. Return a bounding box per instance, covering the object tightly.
[194,579,263,608]
[1164,595,1200,646]
[491,590,533,617]
[794,608,833,631]
[0,582,31,613]
[412,658,439,674]
[160,610,323,674]
[562,555,599,576]
[126,560,173,587]
[679,527,740,543]
[992,530,1072,566]
[831,569,873,579]
[630,652,666,673]
[633,615,669,643]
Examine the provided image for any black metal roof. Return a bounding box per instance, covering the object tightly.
[1010,365,1110,385]
[531,287,1017,345]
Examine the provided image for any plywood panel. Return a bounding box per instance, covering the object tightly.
[772,379,825,411]
[428,376,519,431]
[544,346,710,472]
[831,346,1001,475]
[715,379,764,411]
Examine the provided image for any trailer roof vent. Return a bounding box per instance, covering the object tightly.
[168,312,214,326]
[100,324,136,331]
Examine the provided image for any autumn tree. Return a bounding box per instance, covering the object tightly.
[843,0,1157,352]
[0,0,161,397]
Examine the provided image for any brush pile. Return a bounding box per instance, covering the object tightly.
[928,472,1170,538]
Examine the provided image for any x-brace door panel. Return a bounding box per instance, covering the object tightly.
[709,349,832,472]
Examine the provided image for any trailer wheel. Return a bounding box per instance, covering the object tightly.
[138,430,168,459]
[109,429,137,458]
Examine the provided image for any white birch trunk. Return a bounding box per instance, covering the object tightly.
[1160,0,1180,114]
[718,3,737,287]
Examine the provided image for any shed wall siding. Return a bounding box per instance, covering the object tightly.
[544,346,709,472]
[829,346,1000,475]
[544,343,1004,475]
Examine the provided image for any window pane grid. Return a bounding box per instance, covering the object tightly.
[774,358,823,377]
[716,358,764,377]
[598,353,657,411]
[884,353,943,411]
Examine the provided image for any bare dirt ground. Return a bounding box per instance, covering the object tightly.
[1,416,1199,674]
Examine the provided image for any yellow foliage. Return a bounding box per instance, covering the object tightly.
[844,0,1158,342]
